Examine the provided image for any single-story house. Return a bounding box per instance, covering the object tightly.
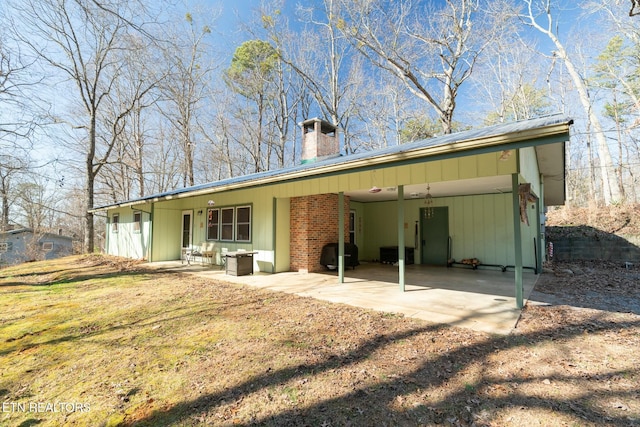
[91,114,573,308]
[0,228,75,266]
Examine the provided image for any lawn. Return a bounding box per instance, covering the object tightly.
[1,255,639,426]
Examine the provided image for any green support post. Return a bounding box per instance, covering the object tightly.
[512,174,524,308]
[398,185,405,292]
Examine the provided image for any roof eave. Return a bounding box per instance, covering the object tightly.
[90,120,572,212]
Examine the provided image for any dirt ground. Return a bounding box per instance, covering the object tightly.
[2,254,640,426]
[122,259,640,427]
[109,259,640,426]
[138,259,640,426]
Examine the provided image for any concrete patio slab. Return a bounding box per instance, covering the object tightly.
[150,261,539,335]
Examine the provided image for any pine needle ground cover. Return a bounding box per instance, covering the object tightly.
[1,255,639,426]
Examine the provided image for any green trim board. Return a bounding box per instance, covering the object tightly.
[397,185,405,291]
[359,192,537,269]
[512,173,524,309]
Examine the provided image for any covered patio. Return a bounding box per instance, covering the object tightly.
[151,261,539,334]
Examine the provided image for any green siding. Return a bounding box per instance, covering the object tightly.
[143,189,277,270]
[275,198,290,272]
[151,206,182,261]
[519,146,542,196]
[350,201,366,249]
[358,193,536,269]
[105,150,531,270]
[265,152,517,197]
[106,208,150,260]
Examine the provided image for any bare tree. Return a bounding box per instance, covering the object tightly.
[10,0,158,252]
[0,156,28,230]
[198,85,255,180]
[522,0,621,205]
[97,34,162,202]
[258,6,305,169]
[339,0,513,135]
[158,12,216,187]
[472,34,552,125]
[271,0,366,154]
[225,39,278,173]
[14,180,56,231]
[0,24,38,230]
[145,121,184,194]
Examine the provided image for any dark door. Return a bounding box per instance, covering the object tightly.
[349,210,356,244]
[421,207,449,265]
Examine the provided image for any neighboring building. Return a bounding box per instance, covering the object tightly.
[0,228,75,266]
[91,115,573,307]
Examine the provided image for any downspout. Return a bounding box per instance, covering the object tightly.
[139,211,145,260]
[148,204,154,262]
[105,215,110,255]
[398,185,405,292]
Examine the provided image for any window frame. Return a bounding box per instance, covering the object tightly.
[42,241,54,251]
[112,214,119,233]
[220,207,235,241]
[349,210,356,244]
[235,205,251,242]
[205,204,252,243]
[133,211,142,233]
[206,208,220,240]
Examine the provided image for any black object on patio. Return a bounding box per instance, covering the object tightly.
[320,242,359,270]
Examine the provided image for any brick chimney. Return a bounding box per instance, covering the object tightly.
[300,118,340,164]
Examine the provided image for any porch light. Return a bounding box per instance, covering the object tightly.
[207,200,215,206]
[368,170,382,193]
[424,184,434,219]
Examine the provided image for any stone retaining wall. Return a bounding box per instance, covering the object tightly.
[547,227,640,263]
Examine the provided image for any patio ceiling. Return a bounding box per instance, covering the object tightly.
[345,175,514,203]
[346,141,565,204]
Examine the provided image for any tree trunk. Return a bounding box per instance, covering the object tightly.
[524,1,621,205]
[1,180,9,230]
[85,112,96,253]
[565,56,620,205]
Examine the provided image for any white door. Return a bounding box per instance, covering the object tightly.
[181,210,193,253]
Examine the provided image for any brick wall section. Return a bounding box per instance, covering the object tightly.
[290,193,350,272]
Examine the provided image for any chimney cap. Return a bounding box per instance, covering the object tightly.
[300,117,337,134]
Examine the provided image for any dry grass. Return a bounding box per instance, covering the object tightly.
[1,255,639,426]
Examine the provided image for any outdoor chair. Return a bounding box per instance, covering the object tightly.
[182,245,196,265]
[220,247,228,270]
[201,242,216,266]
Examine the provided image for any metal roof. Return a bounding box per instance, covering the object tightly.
[92,114,572,212]
[0,228,75,240]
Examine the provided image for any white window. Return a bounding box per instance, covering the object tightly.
[112,214,119,233]
[235,206,251,242]
[207,208,219,240]
[42,242,54,251]
[207,205,252,242]
[0,242,10,252]
[133,211,142,233]
[221,207,234,241]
